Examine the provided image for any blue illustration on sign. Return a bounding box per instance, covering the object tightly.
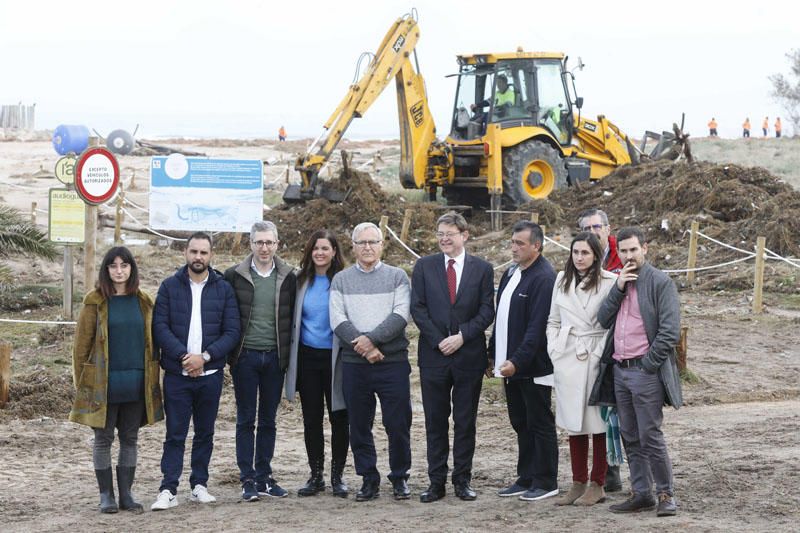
[149,156,263,232]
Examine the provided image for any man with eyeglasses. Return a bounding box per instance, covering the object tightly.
[410,212,494,503]
[329,222,412,502]
[224,221,297,501]
[578,208,623,274]
[577,208,625,494]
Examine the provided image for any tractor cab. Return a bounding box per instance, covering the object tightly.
[449,52,573,144]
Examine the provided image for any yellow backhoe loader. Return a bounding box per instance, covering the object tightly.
[284,11,688,211]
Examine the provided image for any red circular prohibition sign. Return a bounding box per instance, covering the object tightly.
[74,147,120,205]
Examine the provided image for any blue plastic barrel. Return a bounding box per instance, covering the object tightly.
[52,124,90,155]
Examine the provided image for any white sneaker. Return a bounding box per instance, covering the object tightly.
[190,484,217,503]
[151,489,178,511]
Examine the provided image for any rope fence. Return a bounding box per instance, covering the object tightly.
[0,318,76,325]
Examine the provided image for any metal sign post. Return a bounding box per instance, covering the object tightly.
[74,144,120,292]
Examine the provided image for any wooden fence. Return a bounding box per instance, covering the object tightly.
[0,103,36,129]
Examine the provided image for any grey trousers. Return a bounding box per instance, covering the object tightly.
[613,365,674,497]
[92,401,144,470]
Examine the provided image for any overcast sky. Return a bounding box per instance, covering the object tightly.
[1,0,796,140]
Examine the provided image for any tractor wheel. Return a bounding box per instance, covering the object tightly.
[502,140,568,209]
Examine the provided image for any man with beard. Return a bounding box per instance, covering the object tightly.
[151,232,240,511]
[592,227,682,517]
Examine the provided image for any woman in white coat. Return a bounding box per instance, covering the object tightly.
[286,230,349,498]
[547,232,617,506]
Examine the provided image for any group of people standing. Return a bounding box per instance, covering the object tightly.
[70,207,682,519]
[710,116,783,138]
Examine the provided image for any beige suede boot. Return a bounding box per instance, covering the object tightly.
[573,481,606,506]
[553,482,587,506]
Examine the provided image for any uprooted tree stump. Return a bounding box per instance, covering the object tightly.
[0,342,11,408]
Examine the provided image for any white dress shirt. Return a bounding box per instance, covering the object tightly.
[184,273,217,377]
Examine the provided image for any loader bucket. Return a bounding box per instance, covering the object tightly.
[637,115,692,164]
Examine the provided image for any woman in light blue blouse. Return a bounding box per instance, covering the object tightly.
[286,230,349,497]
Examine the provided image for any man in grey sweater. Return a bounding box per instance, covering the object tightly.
[329,222,412,502]
[594,227,682,517]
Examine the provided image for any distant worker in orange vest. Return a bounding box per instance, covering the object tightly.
[775,117,782,138]
[279,126,287,142]
[707,118,718,137]
[762,117,769,137]
[742,118,751,138]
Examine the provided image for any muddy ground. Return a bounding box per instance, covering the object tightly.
[1,139,799,531]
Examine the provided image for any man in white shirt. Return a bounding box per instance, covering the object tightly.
[151,232,240,510]
[489,221,559,502]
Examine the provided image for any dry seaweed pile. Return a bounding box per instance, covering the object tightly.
[518,160,800,290]
[0,368,74,420]
[546,160,800,257]
[269,168,444,264]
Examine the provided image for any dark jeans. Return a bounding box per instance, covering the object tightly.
[614,365,674,497]
[159,371,223,493]
[420,364,483,485]
[93,400,144,469]
[342,360,411,483]
[298,344,349,470]
[232,348,284,483]
[504,378,558,491]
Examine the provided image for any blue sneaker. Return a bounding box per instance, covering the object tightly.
[519,487,559,501]
[497,483,528,497]
[242,480,259,502]
[257,478,288,498]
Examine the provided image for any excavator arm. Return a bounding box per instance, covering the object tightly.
[285,12,437,202]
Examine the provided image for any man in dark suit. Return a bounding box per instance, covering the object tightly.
[411,212,495,502]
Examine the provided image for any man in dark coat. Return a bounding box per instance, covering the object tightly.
[411,212,495,502]
[151,232,240,511]
[489,221,559,502]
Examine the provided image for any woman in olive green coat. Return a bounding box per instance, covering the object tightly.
[71,246,163,513]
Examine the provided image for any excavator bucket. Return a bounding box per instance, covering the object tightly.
[282,150,354,204]
[282,182,349,203]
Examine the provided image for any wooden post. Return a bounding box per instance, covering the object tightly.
[31,201,37,225]
[379,215,389,244]
[400,209,413,243]
[84,205,97,291]
[676,326,689,372]
[0,342,10,408]
[64,246,73,320]
[752,236,766,314]
[129,170,136,190]
[114,183,125,244]
[530,212,539,223]
[687,220,699,283]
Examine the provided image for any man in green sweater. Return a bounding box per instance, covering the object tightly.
[329,222,412,502]
[224,221,297,502]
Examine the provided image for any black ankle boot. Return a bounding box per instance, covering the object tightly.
[116,465,143,512]
[331,461,348,498]
[298,459,325,496]
[605,465,623,493]
[95,468,118,513]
